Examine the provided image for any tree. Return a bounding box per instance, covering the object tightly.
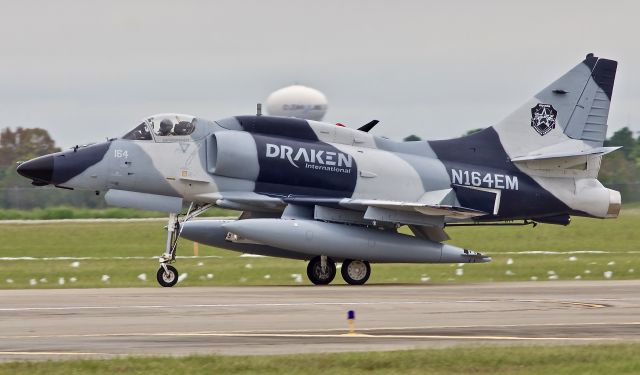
[0,127,100,209]
[599,151,640,201]
[631,134,640,164]
[604,127,635,160]
[403,134,421,142]
[0,127,60,166]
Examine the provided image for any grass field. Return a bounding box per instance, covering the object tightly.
[1,344,639,374]
[0,208,638,288]
[0,206,235,220]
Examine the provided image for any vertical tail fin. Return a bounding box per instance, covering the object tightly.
[493,54,617,158]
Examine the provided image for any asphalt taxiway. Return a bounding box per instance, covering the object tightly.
[1,280,639,360]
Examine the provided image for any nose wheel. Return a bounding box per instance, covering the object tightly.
[157,265,179,287]
[307,255,336,285]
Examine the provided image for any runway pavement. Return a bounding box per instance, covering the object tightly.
[1,280,639,360]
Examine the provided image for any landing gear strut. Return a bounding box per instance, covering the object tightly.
[157,203,213,287]
[159,213,180,264]
[306,255,336,285]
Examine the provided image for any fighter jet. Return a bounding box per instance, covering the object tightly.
[17,54,621,287]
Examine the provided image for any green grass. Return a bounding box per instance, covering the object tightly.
[0,206,235,220]
[0,208,638,288]
[1,344,639,374]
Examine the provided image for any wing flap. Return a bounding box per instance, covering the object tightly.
[284,192,488,220]
[343,198,487,219]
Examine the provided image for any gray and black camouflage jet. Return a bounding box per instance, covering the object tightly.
[18,54,621,286]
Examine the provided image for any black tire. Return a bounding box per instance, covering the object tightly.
[306,256,336,285]
[157,265,179,287]
[341,259,371,285]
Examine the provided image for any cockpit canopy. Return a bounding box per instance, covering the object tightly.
[122,114,197,141]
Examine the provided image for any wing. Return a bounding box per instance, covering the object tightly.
[197,189,487,243]
[285,188,488,220]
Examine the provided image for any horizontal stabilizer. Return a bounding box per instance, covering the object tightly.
[511,146,621,162]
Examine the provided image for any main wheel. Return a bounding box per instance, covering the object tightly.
[306,256,336,285]
[341,259,371,285]
[157,265,179,287]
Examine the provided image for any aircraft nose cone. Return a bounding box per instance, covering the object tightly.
[17,155,54,185]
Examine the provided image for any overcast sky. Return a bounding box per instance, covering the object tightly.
[1,0,638,148]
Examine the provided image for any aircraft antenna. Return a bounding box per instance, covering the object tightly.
[257,103,262,116]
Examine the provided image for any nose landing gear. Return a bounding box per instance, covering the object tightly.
[157,203,213,287]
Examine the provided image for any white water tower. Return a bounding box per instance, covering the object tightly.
[265,85,328,121]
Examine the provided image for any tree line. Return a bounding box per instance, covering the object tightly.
[0,127,105,209]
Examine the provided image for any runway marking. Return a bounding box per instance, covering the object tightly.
[0,332,620,342]
[343,321,640,331]
[558,301,607,309]
[134,332,620,342]
[0,300,498,312]
[3,322,638,341]
[0,298,616,312]
[193,321,640,334]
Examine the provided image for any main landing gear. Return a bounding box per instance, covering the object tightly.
[341,259,371,285]
[157,203,212,287]
[307,255,337,285]
[306,256,372,285]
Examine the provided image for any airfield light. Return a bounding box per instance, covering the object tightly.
[347,310,355,334]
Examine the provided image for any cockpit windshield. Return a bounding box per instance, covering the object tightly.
[121,114,197,141]
[122,122,152,140]
[148,114,197,137]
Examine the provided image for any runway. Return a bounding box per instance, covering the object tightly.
[1,280,639,360]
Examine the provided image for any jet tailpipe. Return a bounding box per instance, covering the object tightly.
[222,219,490,264]
[606,188,621,218]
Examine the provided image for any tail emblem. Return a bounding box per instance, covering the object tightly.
[531,103,557,136]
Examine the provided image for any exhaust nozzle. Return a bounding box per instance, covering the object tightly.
[606,189,621,218]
